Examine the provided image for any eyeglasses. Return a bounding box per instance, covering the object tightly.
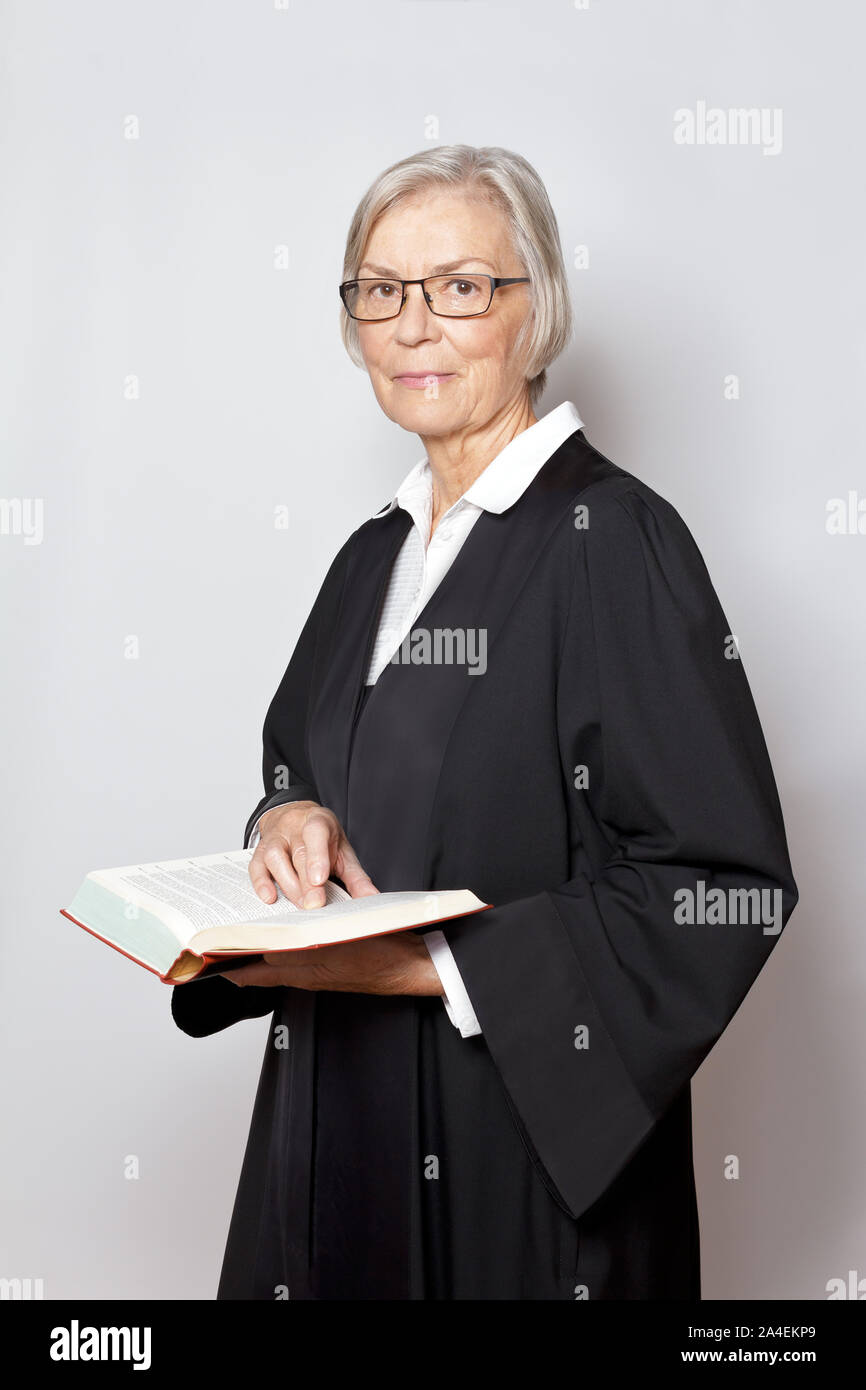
[339,273,530,321]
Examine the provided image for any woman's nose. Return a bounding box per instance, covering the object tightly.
[395,282,438,338]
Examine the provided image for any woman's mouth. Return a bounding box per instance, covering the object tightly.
[393,373,457,389]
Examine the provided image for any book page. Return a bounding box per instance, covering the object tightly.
[90,850,350,941]
[185,887,487,958]
[240,888,446,927]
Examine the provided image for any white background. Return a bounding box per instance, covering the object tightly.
[1,0,861,1299]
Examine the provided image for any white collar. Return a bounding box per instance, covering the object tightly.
[370,399,584,520]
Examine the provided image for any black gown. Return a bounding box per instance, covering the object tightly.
[171,426,798,1300]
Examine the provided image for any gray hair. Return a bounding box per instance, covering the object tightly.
[339,144,573,407]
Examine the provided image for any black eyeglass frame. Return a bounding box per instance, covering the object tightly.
[338,273,530,321]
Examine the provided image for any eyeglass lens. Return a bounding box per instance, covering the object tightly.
[343,274,493,320]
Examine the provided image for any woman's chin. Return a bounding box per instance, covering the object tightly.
[377,382,469,432]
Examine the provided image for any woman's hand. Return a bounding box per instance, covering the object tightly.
[249,799,378,908]
[221,932,444,995]
[229,798,444,995]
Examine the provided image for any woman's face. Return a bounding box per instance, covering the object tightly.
[354,190,534,438]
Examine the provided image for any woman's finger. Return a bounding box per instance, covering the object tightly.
[222,961,292,987]
[335,837,380,898]
[293,809,338,907]
[250,839,303,905]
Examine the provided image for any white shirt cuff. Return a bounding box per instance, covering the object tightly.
[423,930,482,1037]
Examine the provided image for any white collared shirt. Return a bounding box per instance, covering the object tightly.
[250,400,584,1038]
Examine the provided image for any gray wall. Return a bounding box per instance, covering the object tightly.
[1,0,860,1300]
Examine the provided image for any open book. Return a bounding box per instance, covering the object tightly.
[60,849,490,984]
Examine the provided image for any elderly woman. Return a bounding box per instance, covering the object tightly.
[171,144,798,1301]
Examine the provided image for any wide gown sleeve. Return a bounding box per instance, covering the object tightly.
[441,482,799,1221]
[171,530,356,1038]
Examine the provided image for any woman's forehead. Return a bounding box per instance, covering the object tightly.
[362,194,513,269]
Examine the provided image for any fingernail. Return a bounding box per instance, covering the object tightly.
[303,889,323,908]
[309,862,325,884]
